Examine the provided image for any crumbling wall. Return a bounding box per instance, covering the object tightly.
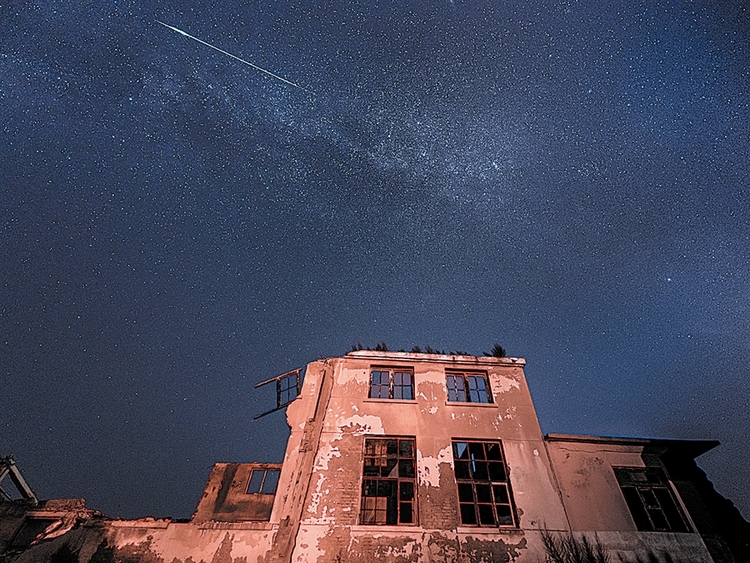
[284,353,568,563]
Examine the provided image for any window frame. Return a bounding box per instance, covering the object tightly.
[359,436,418,526]
[246,467,281,495]
[451,439,516,527]
[613,466,691,533]
[446,372,493,404]
[368,367,415,400]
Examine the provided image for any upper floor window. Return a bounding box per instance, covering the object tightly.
[446,372,492,403]
[360,437,416,525]
[614,467,690,533]
[452,440,515,526]
[369,368,414,400]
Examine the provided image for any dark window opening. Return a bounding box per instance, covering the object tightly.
[446,373,492,403]
[246,468,280,494]
[9,518,56,549]
[614,467,690,533]
[360,437,416,525]
[369,369,414,400]
[452,440,515,526]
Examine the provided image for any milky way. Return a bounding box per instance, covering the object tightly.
[1,1,748,519]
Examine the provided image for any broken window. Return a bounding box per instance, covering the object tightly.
[368,368,414,400]
[446,372,492,403]
[452,440,515,526]
[246,468,281,495]
[360,437,416,525]
[254,368,302,419]
[614,467,690,533]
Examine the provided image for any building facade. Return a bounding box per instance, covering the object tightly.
[1,351,747,563]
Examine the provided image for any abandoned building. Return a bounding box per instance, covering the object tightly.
[1,351,748,563]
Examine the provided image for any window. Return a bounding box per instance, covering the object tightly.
[254,368,302,419]
[360,437,416,525]
[369,368,414,400]
[246,468,280,494]
[614,467,690,533]
[452,440,515,526]
[446,372,492,403]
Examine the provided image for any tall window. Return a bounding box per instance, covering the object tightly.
[446,372,492,403]
[360,437,416,525]
[452,440,515,526]
[369,368,414,400]
[614,467,690,533]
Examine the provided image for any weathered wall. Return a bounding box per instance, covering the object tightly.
[545,438,645,532]
[288,352,569,563]
[193,463,280,523]
[11,520,277,563]
[545,436,718,563]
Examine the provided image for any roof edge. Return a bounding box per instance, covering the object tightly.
[545,433,719,458]
[344,350,526,366]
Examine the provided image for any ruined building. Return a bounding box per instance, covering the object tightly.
[1,351,748,562]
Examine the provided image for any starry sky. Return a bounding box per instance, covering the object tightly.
[2,1,749,520]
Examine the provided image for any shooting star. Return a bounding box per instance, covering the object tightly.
[157,21,312,93]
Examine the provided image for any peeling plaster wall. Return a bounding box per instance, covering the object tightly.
[289,352,569,563]
[11,521,277,563]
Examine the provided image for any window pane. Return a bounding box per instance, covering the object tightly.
[458,483,475,502]
[493,485,509,504]
[648,508,669,531]
[640,489,659,508]
[468,376,489,403]
[455,461,471,480]
[399,440,414,458]
[446,375,466,402]
[386,440,399,456]
[394,372,412,394]
[399,460,415,478]
[262,469,280,494]
[496,505,514,525]
[469,442,486,460]
[476,484,492,503]
[471,461,488,481]
[384,459,398,477]
[453,442,469,459]
[654,488,689,533]
[489,462,506,482]
[485,443,502,460]
[362,480,378,496]
[399,502,413,523]
[478,504,496,525]
[246,470,264,494]
[460,504,477,525]
[622,487,653,530]
[400,481,414,501]
[370,371,389,398]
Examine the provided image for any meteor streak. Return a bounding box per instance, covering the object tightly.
[157,21,312,93]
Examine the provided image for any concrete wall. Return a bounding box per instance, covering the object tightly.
[285,352,569,563]
[192,463,281,523]
[546,436,718,562]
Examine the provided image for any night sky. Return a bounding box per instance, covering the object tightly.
[2,1,749,520]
